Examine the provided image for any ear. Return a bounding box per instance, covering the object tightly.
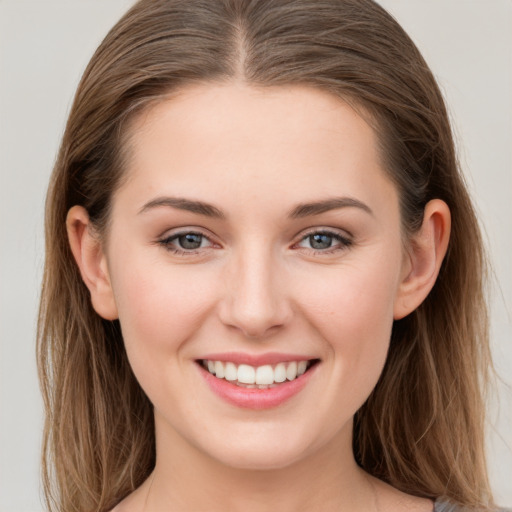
[394,199,451,320]
[66,205,118,320]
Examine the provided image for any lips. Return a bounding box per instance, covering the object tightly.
[196,353,319,409]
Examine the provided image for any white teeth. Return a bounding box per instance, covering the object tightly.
[274,363,287,383]
[214,361,225,379]
[255,365,274,385]
[204,359,313,386]
[237,364,256,384]
[286,361,297,381]
[224,362,237,381]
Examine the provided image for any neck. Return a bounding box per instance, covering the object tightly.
[145,418,376,512]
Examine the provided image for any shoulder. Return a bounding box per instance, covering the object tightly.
[107,477,153,512]
[434,499,511,512]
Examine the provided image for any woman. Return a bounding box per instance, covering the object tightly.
[37,1,502,511]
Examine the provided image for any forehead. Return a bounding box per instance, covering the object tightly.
[117,83,397,218]
[128,83,378,160]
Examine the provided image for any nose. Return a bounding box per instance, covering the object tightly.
[218,247,292,339]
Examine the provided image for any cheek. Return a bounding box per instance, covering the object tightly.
[298,257,398,340]
[295,257,399,406]
[108,252,217,371]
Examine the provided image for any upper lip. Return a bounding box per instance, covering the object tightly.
[197,352,318,367]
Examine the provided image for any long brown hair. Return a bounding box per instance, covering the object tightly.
[37,1,493,510]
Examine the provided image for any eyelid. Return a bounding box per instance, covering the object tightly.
[155,226,353,255]
[158,225,218,241]
[298,225,352,238]
[157,227,220,254]
[292,227,353,253]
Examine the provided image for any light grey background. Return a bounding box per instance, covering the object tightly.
[0,1,510,510]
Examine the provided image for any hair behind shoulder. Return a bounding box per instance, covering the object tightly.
[37,0,493,510]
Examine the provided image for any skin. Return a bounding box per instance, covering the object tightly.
[67,83,450,512]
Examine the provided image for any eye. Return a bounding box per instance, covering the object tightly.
[296,230,352,253]
[158,231,214,254]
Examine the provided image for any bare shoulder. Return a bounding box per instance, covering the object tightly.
[108,493,140,512]
[108,478,151,512]
[108,494,136,512]
[370,476,434,512]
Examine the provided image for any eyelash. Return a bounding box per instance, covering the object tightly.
[158,231,215,256]
[157,229,352,256]
[294,230,353,255]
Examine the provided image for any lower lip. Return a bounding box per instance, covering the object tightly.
[197,363,318,410]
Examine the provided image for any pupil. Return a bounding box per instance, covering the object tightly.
[179,233,202,249]
[310,233,332,249]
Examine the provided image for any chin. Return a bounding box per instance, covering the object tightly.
[208,443,310,471]
[190,423,327,472]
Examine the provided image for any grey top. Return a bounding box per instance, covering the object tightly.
[434,501,466,512]
[434,499,510,512]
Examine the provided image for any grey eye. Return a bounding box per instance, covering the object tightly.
[177,233,204,249]
[308,233,334,249]
[296,230,352,253]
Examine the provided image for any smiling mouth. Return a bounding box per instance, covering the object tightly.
[198,359,320,389]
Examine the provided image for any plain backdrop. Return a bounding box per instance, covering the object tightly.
[0,1,510,510]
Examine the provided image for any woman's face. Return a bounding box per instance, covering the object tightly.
[103,84,409,469]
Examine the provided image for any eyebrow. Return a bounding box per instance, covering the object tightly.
[138,197,225,218]
[288,197,373,218]
[138,195,373,219]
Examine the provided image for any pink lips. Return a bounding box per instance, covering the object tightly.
[197,352,318,410]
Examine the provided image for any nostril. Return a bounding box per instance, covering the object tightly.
[220,311,288,340]
[217,266,293,338]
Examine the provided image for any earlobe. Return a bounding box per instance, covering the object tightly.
[66,206,119,320]
[393,199,451,320]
